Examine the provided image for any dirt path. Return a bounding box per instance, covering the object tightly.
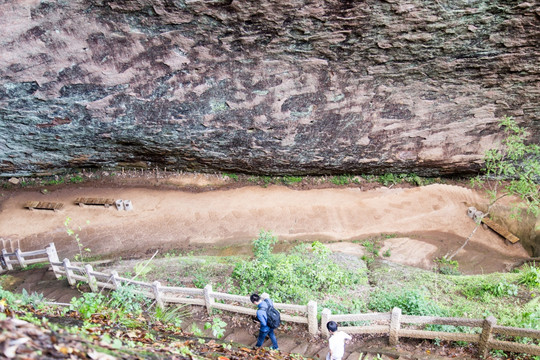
[0,178,529,274]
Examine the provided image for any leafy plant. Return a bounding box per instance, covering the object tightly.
[204,317,227,338]
[233,235,366,303]
[190,323,204,337]
[378,173,401,187]
[222,173,238,181]
[252,230,278,261]
[434,257,460,275]
[133,261,153,280]
[330,175,352,186]
[153,305,189,328]
[64,217,91,262]
[368,289,444,316]
[282,176,303,185]
[449,117,539,261]
[518,264,540,288]
[69,292,106,320]
[20,289,46,308]
[69,175,84,183]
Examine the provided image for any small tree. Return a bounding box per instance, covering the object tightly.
[64,217,91,262]
[447,116,539,260]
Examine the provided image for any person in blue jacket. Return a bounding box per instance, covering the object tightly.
[250,293,279,350]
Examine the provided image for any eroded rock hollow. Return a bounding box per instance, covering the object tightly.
[1,0,539,176]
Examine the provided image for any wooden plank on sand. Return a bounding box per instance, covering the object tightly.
[481,217,519,243]
[24,201,64,212]
[74,197,115,207]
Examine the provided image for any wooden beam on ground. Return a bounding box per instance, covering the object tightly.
[481,217,520,243]
[23,201,64,212]
[74,197,115,208]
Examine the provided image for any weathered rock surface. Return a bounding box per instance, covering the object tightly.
[0,0,538,176]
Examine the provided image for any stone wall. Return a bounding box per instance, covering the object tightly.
[0,0,538,176]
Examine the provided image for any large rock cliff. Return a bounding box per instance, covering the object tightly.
[1,0,539,176]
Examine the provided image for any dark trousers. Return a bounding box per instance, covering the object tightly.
[255,328,278,349]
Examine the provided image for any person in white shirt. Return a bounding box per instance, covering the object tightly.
[326,321,352,360]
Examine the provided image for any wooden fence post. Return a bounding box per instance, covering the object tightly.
[389,307,402,346]
[15,248,26,268]
[204,284,215,315]
[84,264,98,292]
[63,259,76,287]
[110,271,120,290]
[307,300,318,335]
[153,281,164,310]
[46,243,61,278]
[321,308,331,338]
[479,316,497,358]
[2,249,12,270]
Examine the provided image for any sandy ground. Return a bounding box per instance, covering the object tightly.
[0,176,530,274]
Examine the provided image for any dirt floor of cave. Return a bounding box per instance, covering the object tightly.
[0,173,530,275]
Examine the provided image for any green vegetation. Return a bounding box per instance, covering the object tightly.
[231,231,367,303]
[222,172,238,181]
[472,116,539,218]
[204,317,227,338]
[330,174,354,185]
[69,174,84,183]
[64,217,91,262]
[376,173,438,187]
[448,116,540,260]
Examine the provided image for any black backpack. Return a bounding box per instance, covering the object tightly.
[264,299,281,329]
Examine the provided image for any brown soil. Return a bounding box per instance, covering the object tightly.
[0,173,530,274]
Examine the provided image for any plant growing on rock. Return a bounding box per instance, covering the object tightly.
[447,116,539,260]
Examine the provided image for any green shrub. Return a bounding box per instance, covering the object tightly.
[69,175,84,183]
[69,292,106,320]
[518,264,540,288]
[232,235,364,303]
[282,176,303,185]
[330,175,352,186]
[222,173,238,181]
[368,289,444,316]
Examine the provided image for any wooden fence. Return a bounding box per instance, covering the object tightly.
[321,308,540,358]
[1,243,539,358]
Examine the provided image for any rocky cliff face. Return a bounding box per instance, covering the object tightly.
[0,0,538,176]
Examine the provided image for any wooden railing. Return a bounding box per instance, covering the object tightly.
[321,308,540,357]
[1,243,539,358]
[1,243,59,272]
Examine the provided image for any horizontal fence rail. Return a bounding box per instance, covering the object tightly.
[321,307,540,358]
[1,243,540,357]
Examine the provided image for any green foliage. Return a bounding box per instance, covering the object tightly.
[204,317,227,338]
[68,285,150,322]
[462,281,518,300]
[368,289,444,316]
[0,285,19,308]
[473,116,540,218]
[20,289,45,308]
[69,175,84,183]
[330,175,353,186]
[43,176,65,185]
[378,173,401,187]
[518,264,540,289]
[252,230,278,261]
[434,257,460,275]
[108,284,150,315]
[233,236,365,303]
[64,217,91,262]
[153,305,188,328]
[133,261,153,280]
[190,323,204,337]
[282,176,303,185]
[222,173,238,181]
[69,292,106,320]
